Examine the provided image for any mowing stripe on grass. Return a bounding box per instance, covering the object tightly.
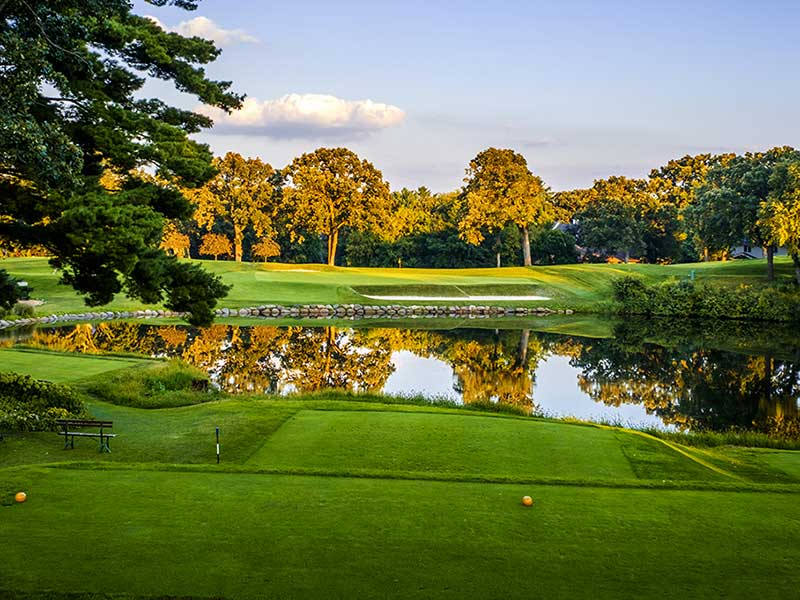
[0,348,147,383]
[246,409,638,481]
[2,468,799,599]
[599,423,742,480]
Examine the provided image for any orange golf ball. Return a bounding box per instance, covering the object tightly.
[15,491,27,503]
[522,495,533,507]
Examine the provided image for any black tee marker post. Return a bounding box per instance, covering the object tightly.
[216,427,220,464]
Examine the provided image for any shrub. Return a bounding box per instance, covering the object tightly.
[529,228,579,265]
[83,360,217,408]
[12,303,34,317]
[611,276,649,312]
[612,277,800,322]
[0,372,86,431]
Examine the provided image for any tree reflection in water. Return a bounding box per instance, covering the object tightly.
[18,319,800,436]
[567,321,800,435]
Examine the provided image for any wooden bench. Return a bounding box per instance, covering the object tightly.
[56,419,115,453]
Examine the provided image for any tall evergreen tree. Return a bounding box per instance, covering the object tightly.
[0,0,241,324]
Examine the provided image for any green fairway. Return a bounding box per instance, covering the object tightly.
[2,467,799,599]
[246,409,724,482]
[0,348,149,383]
[1,256,796,314]
[2,371,800,598]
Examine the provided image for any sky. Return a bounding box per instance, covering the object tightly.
[135,0,800,192]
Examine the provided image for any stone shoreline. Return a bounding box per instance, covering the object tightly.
[0,303,574,329]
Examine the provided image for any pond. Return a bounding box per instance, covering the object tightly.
[4,317,800,435]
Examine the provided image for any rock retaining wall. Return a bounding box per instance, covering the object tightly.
[0,304,574,330]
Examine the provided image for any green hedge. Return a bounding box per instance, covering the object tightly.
[0,372,86,431]
[612,276,800,321]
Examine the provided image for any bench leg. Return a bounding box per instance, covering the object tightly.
[98,432,111,453]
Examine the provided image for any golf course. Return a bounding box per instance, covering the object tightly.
[1,256,797,316]
[4,2,800,598]
[2,352,800,599]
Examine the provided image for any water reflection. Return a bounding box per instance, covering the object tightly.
[8,319,800,436]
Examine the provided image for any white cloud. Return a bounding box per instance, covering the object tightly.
[145,15,258,46]
[199,93,406,139]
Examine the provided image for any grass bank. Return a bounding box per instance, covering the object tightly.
[2,358,800,598]
[2,256,796,316]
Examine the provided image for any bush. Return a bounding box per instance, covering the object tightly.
[612,277,800,322]
[83,359,217,408]
[529,228,579,265]
[611,276,649,312]
[12,303,34,317]
[0,372,86,431]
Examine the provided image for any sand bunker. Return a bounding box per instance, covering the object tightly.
[360,294,551,302]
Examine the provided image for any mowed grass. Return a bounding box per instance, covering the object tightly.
[0,347,149,383]
[2,256,795,314]
[2,357,800,599]
[2,468,799,599]
[246,409,726,482]
[247,410,635,479]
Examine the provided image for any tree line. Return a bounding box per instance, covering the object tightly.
[164,145,800,284]
[2,1,799,327]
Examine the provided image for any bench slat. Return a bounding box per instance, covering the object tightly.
[57,420,113,428]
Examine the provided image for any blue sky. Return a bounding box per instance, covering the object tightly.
[137,0,800,191]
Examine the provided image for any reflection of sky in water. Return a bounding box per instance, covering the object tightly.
[534,355,673,430]
[383,350,674,430]
[384,351,458,400]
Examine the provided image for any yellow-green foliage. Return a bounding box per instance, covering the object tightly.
[612,276,800,321]
[82,359,216,409]
[0,372,85,431]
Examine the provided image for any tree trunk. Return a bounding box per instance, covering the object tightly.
[522,225,532,267]
[766,246,774,281]
[327,230,339,266]
[624,249,630,264]
[703,247,709,262]
[793,253,800,286]
[496,252,501,268]
[234,226,243,262]
[518,329,530,368]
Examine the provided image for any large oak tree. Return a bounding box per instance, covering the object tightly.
[191,152,276,262]
[0,0,240,325]
[760,161,800,284]
[575,177,651,263]
[282,147,391,266]
[691,147,800,279]
[459,148,551,267]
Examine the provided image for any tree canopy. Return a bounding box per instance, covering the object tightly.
[459,148,551,266]
[283,147,391,266]
[191,152,277,262]
[575,176,650,263]
[691,147,800,278]
[0,0,240,324]
[200,232,232,260]
[760,161,800,284]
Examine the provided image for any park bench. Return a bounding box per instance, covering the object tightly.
[56,419,115,453]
